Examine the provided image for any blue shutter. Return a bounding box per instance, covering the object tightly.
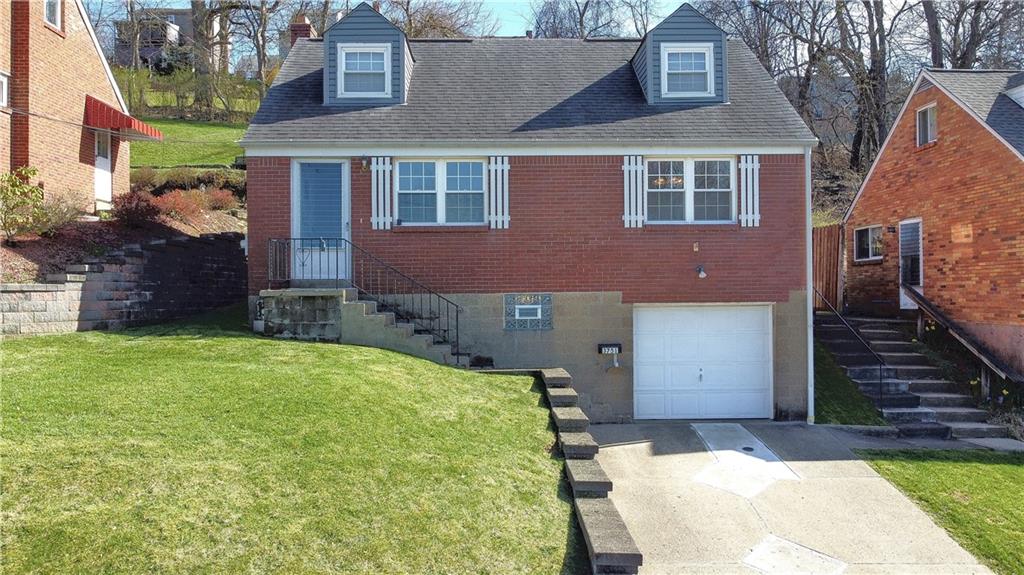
[299,163,343,238]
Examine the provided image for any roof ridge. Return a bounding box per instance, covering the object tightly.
[927,68,1022,73]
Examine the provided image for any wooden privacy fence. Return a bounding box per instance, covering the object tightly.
[813,224,843,310]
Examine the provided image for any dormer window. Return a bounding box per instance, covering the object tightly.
[661,43,714,98]
[337,43,391,99]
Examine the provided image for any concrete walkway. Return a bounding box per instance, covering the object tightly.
[591,422,994,575]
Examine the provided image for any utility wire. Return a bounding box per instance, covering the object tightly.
[5,106,245,145]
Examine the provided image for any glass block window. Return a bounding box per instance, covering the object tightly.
[693,160,733,221]
[647,160,686,222]
[504,294,553,331]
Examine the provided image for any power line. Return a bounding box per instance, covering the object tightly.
[5,105,245,145]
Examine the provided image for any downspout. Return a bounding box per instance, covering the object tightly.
[805,145,815,423]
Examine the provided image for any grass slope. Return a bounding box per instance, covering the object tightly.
[1,306,584,574]
[133,118,246,167]
[814,343,887,425]
[860,449,1024,575]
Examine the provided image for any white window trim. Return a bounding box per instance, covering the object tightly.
[44,0,62,28]
[337,43,392,99]
[645,157,737,225]
[394,158,488,226]
[514,304,542,320]
[0,72,9,108]
[660,42,715,98]
[916,103,937,146]
[95,131,111,159]
[853,224,884,262]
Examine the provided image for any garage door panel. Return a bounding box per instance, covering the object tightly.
[635,392,669,419]
[703,390,770,419]
[668,392,701,418]
[634,305,772,420]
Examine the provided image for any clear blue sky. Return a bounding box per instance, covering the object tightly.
[486,1,535,36]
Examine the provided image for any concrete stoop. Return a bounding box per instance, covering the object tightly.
[538,368,643,575]
[815,312,1009,440]
[257,287,458,365]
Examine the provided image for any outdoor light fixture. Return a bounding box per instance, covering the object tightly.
[361,156,369,171]
[696,265,708,279]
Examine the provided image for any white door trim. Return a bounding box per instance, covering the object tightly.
[94,131,112,207]
[632,303,774,420]
[290,159,352,281]
[898,217,924,310]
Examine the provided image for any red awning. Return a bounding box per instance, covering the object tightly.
[85,95,163,141]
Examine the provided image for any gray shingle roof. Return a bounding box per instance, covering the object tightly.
[242,37,815,145]
[926,69,1024,157]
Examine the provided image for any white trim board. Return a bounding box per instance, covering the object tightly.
[844,70,1024,223]
[244,143,808,158]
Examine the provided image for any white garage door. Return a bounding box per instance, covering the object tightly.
[634,305,772,419]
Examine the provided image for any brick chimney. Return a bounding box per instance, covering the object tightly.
[526,30,534,39]
[289,14,316,47]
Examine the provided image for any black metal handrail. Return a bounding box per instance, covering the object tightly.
[268,238,461,356]
[814,287,888,404]
[901,283,1022,385]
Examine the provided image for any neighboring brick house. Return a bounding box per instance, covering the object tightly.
[844,69,1024,375]
[2,0,161,213]
[243,3,817,423]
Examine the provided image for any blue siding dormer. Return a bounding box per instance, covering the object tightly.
[323,2,411,106]
[631,4,728,106]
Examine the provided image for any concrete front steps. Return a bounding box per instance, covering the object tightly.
[258,287,466,366]
[815,312,1009,439]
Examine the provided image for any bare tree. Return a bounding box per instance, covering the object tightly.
[916,1,1022,68]
[230,0,289,96]
[530,0,622,39]
[622,0,657,37]
[382,0,498,37]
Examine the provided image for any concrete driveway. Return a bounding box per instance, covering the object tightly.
[590,422,993,575]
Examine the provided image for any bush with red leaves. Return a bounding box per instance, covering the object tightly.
[112,191,161,228]
[151,190,207,222]
[208,189,239,211]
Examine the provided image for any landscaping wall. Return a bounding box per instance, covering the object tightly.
[0,233,246,337]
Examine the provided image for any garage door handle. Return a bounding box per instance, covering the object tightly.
[698,368,703,383]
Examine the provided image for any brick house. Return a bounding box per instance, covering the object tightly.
[844,69,1024,376]
[2,0,161,213]
[243,3,817,423]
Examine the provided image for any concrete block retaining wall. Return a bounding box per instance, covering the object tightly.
[1,233,246,337]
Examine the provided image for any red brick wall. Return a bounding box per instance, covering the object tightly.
[0,1,10,170]
[247,154,807,304]
[845,84,1024,331]
[8,0,130,211]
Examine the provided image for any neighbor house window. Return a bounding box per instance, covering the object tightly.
[396,159,486,225]
[44,0,61,28]
[0,73,9,108]
[855,225,884,261]
[338,44,391,98]
[916,104,937,146]
[646,158,735,223]
[661,43,714,98]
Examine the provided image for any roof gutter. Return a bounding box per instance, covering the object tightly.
[239,137,820,148]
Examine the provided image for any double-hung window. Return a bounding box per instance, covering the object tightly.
[661,43,714,98]
[646,158,735,224]
[396,160,486,225]
[854,225,884,261]
[338,44,391,98]
[44,0,61,29]
[916,104,937,146]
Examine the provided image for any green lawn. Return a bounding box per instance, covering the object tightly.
[814,343,888,425]
[132,118,246,167]
[860,449,1024,575]
[1,306,584,574]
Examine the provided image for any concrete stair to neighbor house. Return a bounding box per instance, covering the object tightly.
[258,287,465,366]
[815,312,1009,439]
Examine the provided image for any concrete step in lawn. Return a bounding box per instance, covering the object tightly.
[869,340,918,353]
[895,422,950,438]
[546,387,579,408]
[552,407,589,433]
[559,432,599,460]
[864,392,920,408]
[931,407,990,423]
[574,498,643,575]
[905,379,961,394]
[856,328,906,341]
[882,406,990,424]
[852,378,910,394]
[566,459,612,498]
[877,352,931,366]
